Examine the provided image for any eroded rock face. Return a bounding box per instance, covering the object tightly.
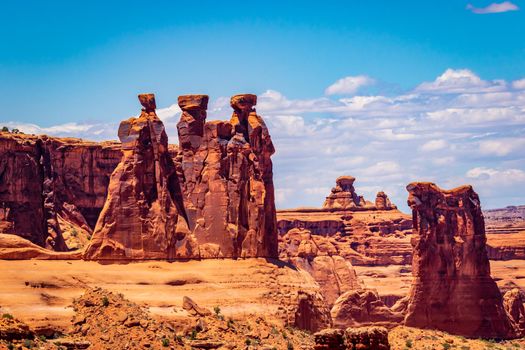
[345,326,390,350]
[504,288,525,333]
[330,289,404,329]
[279,228,361,305]
[0,132,121,251]
[176,94,278,258]
[404,182,516,338]
[375,191,397,210]
[323,176,371,210]
[84,94,190,260]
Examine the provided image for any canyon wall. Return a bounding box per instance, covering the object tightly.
[0,132,121,250]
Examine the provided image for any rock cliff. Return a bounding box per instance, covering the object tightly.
[404,182,517,338]
[0,132,121,250]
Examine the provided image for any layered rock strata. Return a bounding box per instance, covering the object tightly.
[84,94,190,260]
[404,182,516,338]
[176,94,278,258]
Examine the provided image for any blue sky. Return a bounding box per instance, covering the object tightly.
[1,1,524,211]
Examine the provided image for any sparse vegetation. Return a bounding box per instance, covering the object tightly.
[101,296,109,307]
[442,342,451,350]
[287,341,294,350]
[70,229,78,237]
[190,329,198,340]
[39,335,47,342]
[406,339,413,348]
[2,313,14,319]
[161,337,169,347]
[23,339,33,348]
[245,338,251,346]
[7,343,14,350]
[1,126,8,132]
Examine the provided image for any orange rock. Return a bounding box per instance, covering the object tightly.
[84,94,190,260]
[404,182,517,338]
[330,289,403,329]
[176,94,278,258]
[0,132,121,251]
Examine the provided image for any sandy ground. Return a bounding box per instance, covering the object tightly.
[0,258,319,333]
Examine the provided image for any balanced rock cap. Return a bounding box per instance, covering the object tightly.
[336,176,356,187]
[178,94,209,111]
[138,93,156,112]
[230,94,257,112]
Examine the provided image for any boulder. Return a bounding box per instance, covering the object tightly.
[504,288,525,334]
[331,289,403,328]
[345,326,390,350]
[403,182,517,338]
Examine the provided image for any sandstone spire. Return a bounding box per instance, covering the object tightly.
[176,93,278,258]
[404,182,516,338]
[84,93,190,260]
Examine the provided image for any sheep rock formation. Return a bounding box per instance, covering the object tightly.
[375,191,397,210]
[323,176,370,210]
[0,132,121,251]
[84,94,190,260]
[176,94,278,258]
[404,182,517,338]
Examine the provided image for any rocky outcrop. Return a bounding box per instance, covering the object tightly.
[323,176,371,210]
[404,182,516,338]
[176,94,278,258]
[279,228,362,305]
[293,290,332,332]
[345,327,390,350]
[314,327,390,350]
[504,288,525,333]
[0,234,81,260]
[278,209,412,266]
[0,131,121,251]
[330,289,404,329]
[84,94,190,260]
[375,191,397,210]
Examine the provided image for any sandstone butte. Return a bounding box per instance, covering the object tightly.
[403,182,517,339]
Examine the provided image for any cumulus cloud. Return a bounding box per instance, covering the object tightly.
[420,139,448,152]
[512,79,525,90]
[415,69,506,94]
[325,75,375,95]
[466,1,519,14]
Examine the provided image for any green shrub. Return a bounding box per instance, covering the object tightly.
[214,305,221,316]
[1,126,9,132]
[39,335,47,342]
[2,313,13,319]
[101,296,109,307]
[442,343,451,350]
[23,339,33,348]
[161,338,169,347]
[245,338,251,346]
[287,341,294,350]
[406,339,413,348]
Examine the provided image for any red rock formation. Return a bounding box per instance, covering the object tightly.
[345,326,390,350]
[375,191,397,210]
[504,288,525,334]
[330,289,403,329]
[176,94,278,258]
[279,228,362,305]
[0,131,121,251]
[314,327,390,350]
[323,176,372,210]
[84,94,190,260]
[404,182,516,338]
[293,290,332,332]
[278,209,412,266]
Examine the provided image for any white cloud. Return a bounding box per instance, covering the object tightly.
[325,75,375,96]
[466,1,519,14]
[512,79,525,90]
[416,69,506,94]
[420,139,448,152]
[479,138,525,157]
